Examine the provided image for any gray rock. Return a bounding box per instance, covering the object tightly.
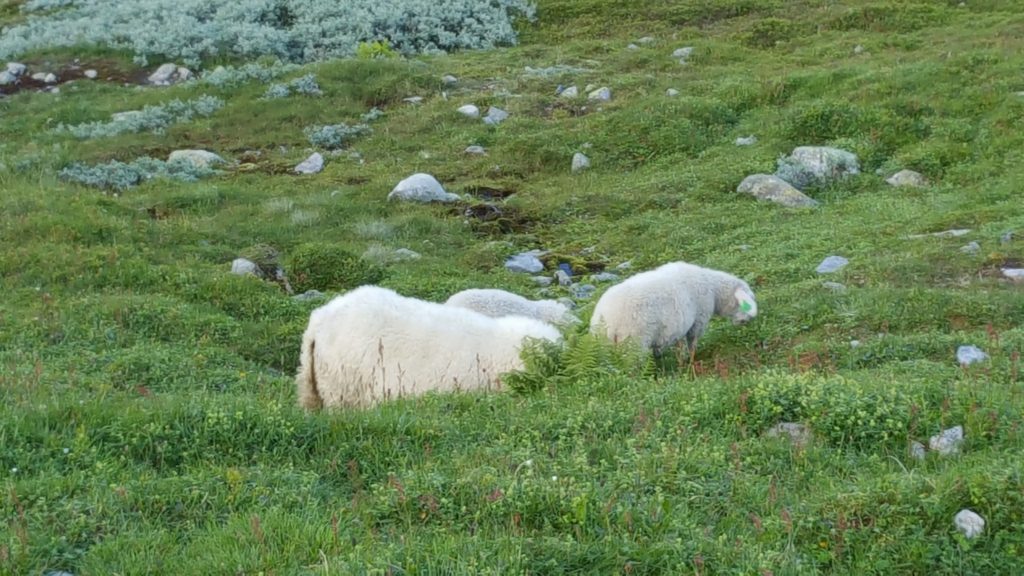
[571,152,591,173]
[293,290,325,302]
[559,85,578,98]
[442,74,458,86]
[531,276,553,287]
[31,72,58,83]
[616,260,632,271]
[464,145,487,155]
[766,422,813,448]
[0,70,15,85]
[5,62,26,76]
[959,241,981,255]
[735,135,758,146]
[666,88,680,97]
[83,69,98,79]
[737,174,819,208]
[483,106,509,125]
[853,44,865,55]
[822,281,847,293]
[584,83,596,93]
[392,248,421,261]
[672,47,694,60]
[1001,231,1015,244]
[593,272,620,282]
[816,256,849,274]
[505,252,545,274]
[957,345,988,366]
[44,572,75,576]
[587,87,611,102]
[886,169,927,188]
[1003,268,1024,282]
[627,43,639,50]
[294,153,324,175]
[929,425,964,456]
[168,149,225,169]
[636,36,656,45]
[111,110,143,123]
[148,63,179,85]
[231,258,260,277]
[403,96,424,104]
[176,67,192,81]
[850,340,861,348]
[954,509,985,539]
[775,146,860,189]
[906,228,972,239]
[909,441,927,460]
[570,283,597,299]
[388,173,460,203]
[555,269,573,286]
[457,104,480,118]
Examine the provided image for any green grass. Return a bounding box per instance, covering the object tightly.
[2,0,1024,573]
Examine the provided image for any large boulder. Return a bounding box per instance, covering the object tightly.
[388,173,460,203]
[775,146,860,189]
[737,174,818,208]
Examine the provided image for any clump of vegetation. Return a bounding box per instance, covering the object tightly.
[55,96,224,139]
[58,156,219,190]
[288,242,387,293]
[196,61,299,88]
[356,40,399,60]
[262,73,323,99]
[304,123,371,150]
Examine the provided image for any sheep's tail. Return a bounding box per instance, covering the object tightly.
[296,332,323,411]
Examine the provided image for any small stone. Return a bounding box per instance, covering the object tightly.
[555,269,573,286]
[1002,268,1024,282]
[737,174,819,208]
[929,425,964,456]
[457,104,480,118]
[636,36,656,45]
[735,135,758,146]
[816,256,849,274]
[627,43,639,50]
[483,106,509,125]
[957,345,988,366]
[571,152,591,173]
[464,145,487,155]
[83,69,98,79]
[570,283,597,299]
[909,441,927,460]
[5,62,26,76]
[168,149,225,169]
[293,290,325,302]
[505,252,545,274]
[737,245,752,251]
[294,153,324,175]
[559,85,578,98]
[853,45,865,54]
[587,87,611,102]
[822,281,847,293]
[592,272,620,282]
[388,173,460,203]
[392,248,421,261]
[584,83,596,93]
[850,340,861,348]
[1000,231,1015,244]
[954,509,985,539]
[403,96,424,104]
[231,258,260,277]
[0,70,16,85]
[766,422,813,448]
[959,241,981,255]
[615,260,632,271]
[886,169,928,188]
[906,228,972,239]
[666,88,680,97]
[148,63,178,85]
[672,47,694,60]
[44,572,75,576]
[442,74,458,85]
[531,276,553,287]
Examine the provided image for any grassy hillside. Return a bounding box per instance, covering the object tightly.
[1,0,1023,573]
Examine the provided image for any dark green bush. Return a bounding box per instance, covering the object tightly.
[288,242,386,293]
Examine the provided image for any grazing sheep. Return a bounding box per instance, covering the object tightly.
[445,288,580,327]
[589,261,757,356]
[296,286,563,410]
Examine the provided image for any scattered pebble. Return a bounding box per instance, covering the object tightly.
[571,152,591,173]
[954,509,985,539]
[666,88,679,97]
[957,345,988,366]
[587,87,612,102]
[766,422,813,448]
[816,256,849,274]
[929,425,964,456]
[559,85,578,98]
[959,241,980,255]
[457,104,480,118]
[909,441,926,460]
[483,106,509,125]
[735,135,758,146]
[505,251,545,274]
[464,145,487,155]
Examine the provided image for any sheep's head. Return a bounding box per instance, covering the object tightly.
[728,284,758,325]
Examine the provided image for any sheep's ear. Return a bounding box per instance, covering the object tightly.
[735,287,757,316]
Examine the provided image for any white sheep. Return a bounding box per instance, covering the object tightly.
[295,285,563,410]
[589,261,757,357]
[444,288,580,327]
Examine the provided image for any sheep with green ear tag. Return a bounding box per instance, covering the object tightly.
[589,261,757,361]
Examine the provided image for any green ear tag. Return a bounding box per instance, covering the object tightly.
[740,300,753,313]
